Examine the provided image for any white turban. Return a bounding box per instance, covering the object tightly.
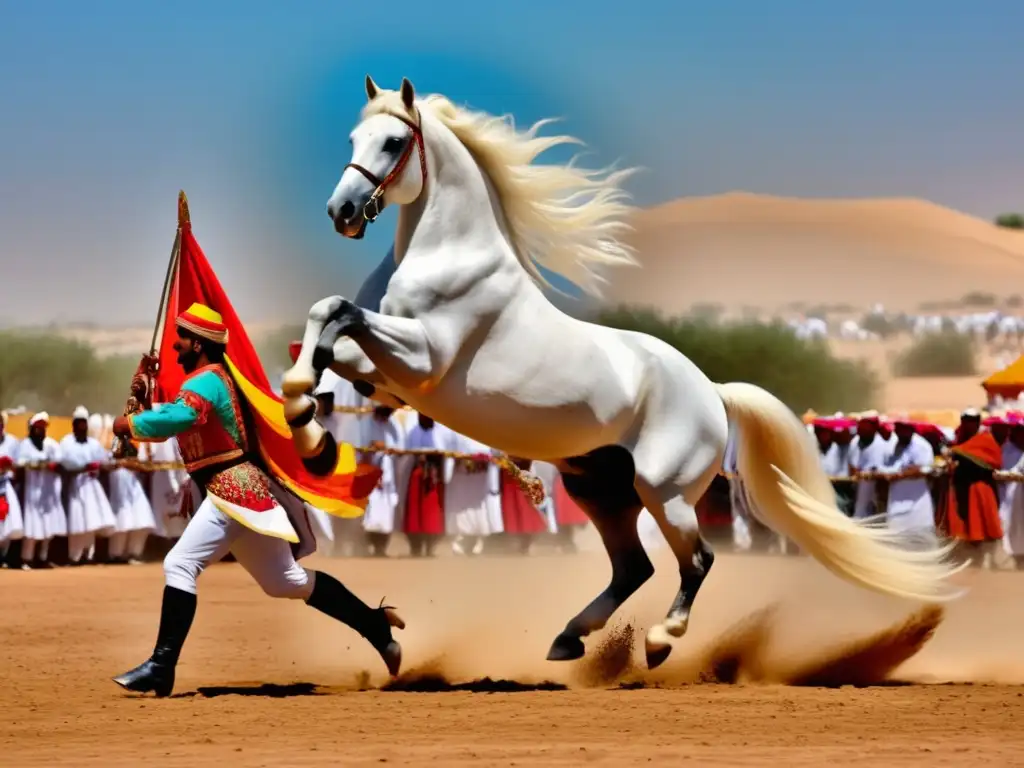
[72,405,90,421]
[29,411,49,426]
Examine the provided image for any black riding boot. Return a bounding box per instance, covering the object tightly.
[112,586,197,697]
[306,571,404,676]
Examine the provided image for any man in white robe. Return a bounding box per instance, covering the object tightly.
[724,425,776,553]
[16,412,65,569]
[358,405,404,556]
[442,429,500,556]
[850,412,888,520]
[0,410,24,568]
[142,435,188,540]
[59,406,117,565]
[93,412,157,565]
[878,418,936,543]
[312,370,371,556]
[1000,418,1024,564]
[828,422,857,517]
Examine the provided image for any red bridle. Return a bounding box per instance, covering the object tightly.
[344,112,427,223]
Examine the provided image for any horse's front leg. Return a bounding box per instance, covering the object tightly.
[280,297,388,474]
[328,338,406,409]
[323,299,443,392]
[282,296,348,398]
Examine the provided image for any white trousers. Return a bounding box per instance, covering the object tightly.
[164,497,314,601]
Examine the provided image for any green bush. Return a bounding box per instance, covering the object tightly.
[0,332,136,415]
[891,332,976,377]
[995,213,1024,229]
[0,324,320,418]
[595,306,880,414]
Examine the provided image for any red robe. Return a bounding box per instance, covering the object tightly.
[552,474,590,527]
[500,470,548,534]
[403,457,445,536]
[943,432,1004,542]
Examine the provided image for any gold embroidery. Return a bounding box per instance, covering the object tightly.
[207,462,275,511]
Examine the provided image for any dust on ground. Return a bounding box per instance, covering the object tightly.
[2,551,1024,766]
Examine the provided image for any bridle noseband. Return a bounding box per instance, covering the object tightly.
[344,112,427,223]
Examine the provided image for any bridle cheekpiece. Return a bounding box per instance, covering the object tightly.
[344,111,427,223]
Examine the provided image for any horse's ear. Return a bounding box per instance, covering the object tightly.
[400,78,415,110]
[365,75,379,101]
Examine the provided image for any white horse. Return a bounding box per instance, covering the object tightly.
[282,76,965,669]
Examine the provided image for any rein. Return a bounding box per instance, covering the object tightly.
[345,112,427,223]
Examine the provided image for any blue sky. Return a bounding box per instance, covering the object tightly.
[2,1,1023,325]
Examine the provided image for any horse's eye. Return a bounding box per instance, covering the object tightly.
[383,136,405,153]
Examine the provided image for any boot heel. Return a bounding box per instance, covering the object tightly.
[112,660,176,697]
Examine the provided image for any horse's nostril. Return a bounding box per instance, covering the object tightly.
[339,200,356,220]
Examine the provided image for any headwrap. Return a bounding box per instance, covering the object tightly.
[72,405,89,421]
[176,302,229,345]
[952,431,1003,471]
[29,412,49,427]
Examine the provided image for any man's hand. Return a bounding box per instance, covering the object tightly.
[112,415,132,438]
[136,353,160,376]
[0,456,13,471]
[130,354,160,400]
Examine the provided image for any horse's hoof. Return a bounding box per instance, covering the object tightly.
[645,641,672,670]
[281,365,316,398]
[645,625,674,669]
[546,633,585,662]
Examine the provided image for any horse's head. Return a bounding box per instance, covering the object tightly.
[327,75,428,239]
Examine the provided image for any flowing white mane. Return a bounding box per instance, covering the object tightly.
[363,92,639,296]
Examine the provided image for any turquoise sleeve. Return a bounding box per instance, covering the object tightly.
[129,400,200,440]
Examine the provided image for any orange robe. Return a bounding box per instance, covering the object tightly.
[943,432,1004,542]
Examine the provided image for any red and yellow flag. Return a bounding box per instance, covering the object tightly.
[154,192,379,517]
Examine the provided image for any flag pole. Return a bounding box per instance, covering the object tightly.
[111,191,187,459]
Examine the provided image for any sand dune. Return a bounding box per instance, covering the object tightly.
[611,192,1024,314]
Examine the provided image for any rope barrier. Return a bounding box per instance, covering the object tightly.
[7,445,548,505]
[11,456,1022,481]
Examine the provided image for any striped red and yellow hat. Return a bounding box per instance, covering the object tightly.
[176,302,228,345]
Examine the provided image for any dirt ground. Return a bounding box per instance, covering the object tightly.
[4,550,1024,767]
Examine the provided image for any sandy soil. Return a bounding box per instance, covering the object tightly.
[3,550,1024,766]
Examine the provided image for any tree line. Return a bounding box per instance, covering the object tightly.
[0,311,979,418]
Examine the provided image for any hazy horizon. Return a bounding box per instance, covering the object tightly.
[4,2,1023,326]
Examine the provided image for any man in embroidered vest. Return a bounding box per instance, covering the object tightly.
[110,303,403,697]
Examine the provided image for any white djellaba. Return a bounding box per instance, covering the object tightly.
[60,406,117,564]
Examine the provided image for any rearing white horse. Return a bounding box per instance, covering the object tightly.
[282,76,965,669]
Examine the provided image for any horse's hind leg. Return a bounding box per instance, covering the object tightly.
[634,470,721,669]
[546,448,652,662]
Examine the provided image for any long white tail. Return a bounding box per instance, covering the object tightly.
[716,382,967,602]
